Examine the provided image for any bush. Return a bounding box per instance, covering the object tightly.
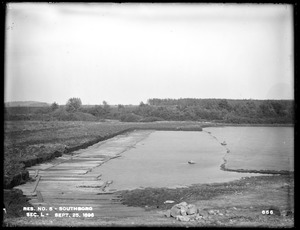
[120,113,142,122]
[51,107,71,120]
[51,108,98,121]
[86,105,106,117]
[68,112,98,121]
[51,102,59,111]
[66,98,82,113]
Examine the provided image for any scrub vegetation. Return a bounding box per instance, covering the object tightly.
[5,98,294,124]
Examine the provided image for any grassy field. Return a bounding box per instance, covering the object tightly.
[4,120,204,188]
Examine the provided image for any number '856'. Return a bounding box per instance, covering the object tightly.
[262,210,273,215]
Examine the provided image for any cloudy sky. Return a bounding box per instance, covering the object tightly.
[5,3,293,105]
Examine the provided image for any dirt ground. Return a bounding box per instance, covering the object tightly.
[3,174,294,227]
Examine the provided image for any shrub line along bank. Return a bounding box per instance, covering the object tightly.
[201,123,294,128]
[5,125,203,189]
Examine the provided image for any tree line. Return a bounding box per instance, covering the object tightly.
[5,97,294,124]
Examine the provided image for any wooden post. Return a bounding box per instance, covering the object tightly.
[96,174,102,180]
[34,169,39,178]
[101,180,113,191]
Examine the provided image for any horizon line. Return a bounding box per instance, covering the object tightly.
[4,97,295,106]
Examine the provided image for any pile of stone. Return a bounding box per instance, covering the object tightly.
[164,201,203,222]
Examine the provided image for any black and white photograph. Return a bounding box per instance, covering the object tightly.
[3,2,294,227]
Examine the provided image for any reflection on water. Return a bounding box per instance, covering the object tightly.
[99,130,271,190]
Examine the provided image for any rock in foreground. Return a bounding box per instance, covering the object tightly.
[166,201,204,222]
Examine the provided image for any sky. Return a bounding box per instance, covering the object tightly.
[5,3,294,105]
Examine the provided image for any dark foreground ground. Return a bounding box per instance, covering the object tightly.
[3,174,294,227]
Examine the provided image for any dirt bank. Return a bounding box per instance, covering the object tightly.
[116,174,294,227]
[220,162,294,175]
[220,154,294,176]
[3,189,37,219]
[206,123,294,127]
[3,175,294,227]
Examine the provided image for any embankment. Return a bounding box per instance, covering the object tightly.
[4,128,134,189]
[220,160,293,176]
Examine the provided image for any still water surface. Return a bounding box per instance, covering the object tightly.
[204,127,294,172]
[98,127,294,190]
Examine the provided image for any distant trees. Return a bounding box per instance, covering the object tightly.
[66,98,82,113]
[4,97,294,124]
[218,99,232,111]
[77,100,111,118]
[143,98,293,124]
[51,102,59,111]
[89,105,105,117]
[259,101,287,117]
[117,104,125,111]
[102,101,111,115]
[270,101,286,116]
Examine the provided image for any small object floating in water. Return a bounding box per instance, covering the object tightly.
[107,180,113,185]
[164,200,175,204]
[188,160,196,164]
[221,141,227,146]
[227,150,230,153]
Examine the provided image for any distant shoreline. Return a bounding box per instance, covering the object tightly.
[202,122,294,128]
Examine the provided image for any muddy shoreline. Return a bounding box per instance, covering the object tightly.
[202,123,294,128]
[220,161,294,176]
